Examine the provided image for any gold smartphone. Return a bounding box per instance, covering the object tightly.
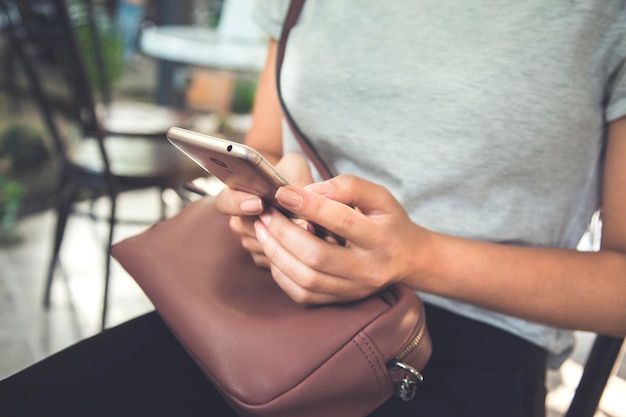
[167,127,343,244]
[167,127,289,208]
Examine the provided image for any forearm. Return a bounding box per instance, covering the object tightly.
[411,231,626,335]
[405,119,626,335]
[256,170,626,337]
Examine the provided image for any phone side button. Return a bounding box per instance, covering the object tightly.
[273,173,289,186]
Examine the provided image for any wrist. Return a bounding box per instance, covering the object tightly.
[398,225,446,293]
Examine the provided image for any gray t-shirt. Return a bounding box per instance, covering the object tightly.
[253,0,626,363]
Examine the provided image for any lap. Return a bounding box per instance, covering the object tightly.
[371,304,548,417]
[0,305,547,417]
[0,312,236,417]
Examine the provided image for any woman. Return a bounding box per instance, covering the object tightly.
[1,1,625,416]
[217,1,626,415]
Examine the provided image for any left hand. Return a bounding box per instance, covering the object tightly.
[253,174,434,304]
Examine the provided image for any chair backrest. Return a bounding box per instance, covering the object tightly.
[0,6,17,108]
[82,0,111,105]
[80,0,124,107]
[565,335,625,417]
[2,0,111,171]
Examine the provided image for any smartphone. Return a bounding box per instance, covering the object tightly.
[167,126,344,244]
[166,127,290,208]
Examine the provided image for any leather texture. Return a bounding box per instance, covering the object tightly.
[112,197,431,417]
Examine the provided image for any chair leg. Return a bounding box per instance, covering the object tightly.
[4,40,21,112]
[159,186,168,220]
[101,195,117,330]
[87,192,99,222]
[43,185,76,307]
[564,335,625,417]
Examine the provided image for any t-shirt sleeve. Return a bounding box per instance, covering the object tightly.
[605,14,626,122]
[253,0,291,40]
[606,62,626,122]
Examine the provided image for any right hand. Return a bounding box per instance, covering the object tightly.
[215,153,315,268]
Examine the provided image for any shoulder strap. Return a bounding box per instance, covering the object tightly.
[276,0,335,180]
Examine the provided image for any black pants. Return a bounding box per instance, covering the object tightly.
[0,304,547,417]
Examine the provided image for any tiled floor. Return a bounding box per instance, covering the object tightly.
[0,189,161,378]
[0,187,625,416]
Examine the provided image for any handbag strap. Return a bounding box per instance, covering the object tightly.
[276,0,336,181]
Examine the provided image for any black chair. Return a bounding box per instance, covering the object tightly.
[565,335,624,417]
[1,0,203,329]
[0,13,19,111]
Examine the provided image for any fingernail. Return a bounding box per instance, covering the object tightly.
[305,181,332,195]
[254,221,268,243]
[276,188,303,209]
[240,198,263,214]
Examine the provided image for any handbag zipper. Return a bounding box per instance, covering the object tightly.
[388,317,427,401]
[394,319,426,363]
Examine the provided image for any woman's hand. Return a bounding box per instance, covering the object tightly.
[253,174,434,304]
[215,153,315,268]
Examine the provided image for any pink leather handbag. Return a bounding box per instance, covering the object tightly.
[112,197,431,417]
[112,1,432,416]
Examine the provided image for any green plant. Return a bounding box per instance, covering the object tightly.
[0,125,50,177]
[71,4,124,96]
[0,173,24,244]
[0,176,23,215]
[75,24,124,91]
[0,125,52,243]
[231,77,258,114]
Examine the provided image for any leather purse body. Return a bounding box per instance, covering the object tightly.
[112,198,431,417]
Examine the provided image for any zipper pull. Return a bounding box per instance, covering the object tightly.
[390,361,424,401]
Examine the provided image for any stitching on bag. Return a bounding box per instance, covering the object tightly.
[359,333,390,384]
[352,332,388,386]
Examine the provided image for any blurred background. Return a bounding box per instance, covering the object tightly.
[0,1,624,417]
[0,0,264,385]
